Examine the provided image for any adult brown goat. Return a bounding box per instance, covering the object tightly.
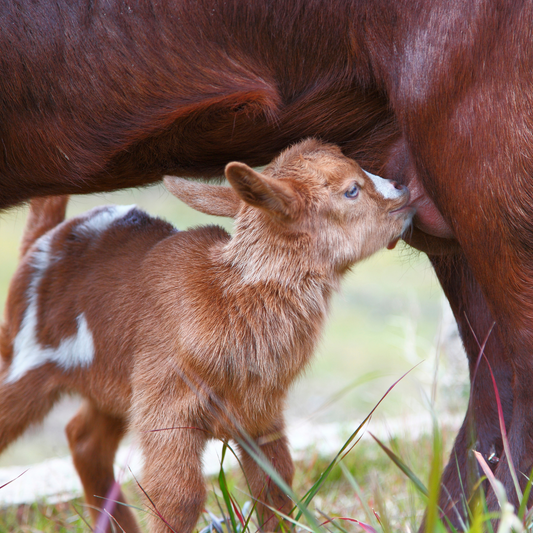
[1,0,531,527]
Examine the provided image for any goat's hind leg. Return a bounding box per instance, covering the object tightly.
[66,401,139,533]
[430,253,513,527]
[0,365,62,454]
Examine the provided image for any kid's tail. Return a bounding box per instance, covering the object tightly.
[19,196,69,258]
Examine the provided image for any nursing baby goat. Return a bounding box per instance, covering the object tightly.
[0,139,413,533]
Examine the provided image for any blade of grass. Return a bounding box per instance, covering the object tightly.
[241,500,257,533]
[211,492,229,532]
[482,354,522,502]
[339,462,381,530]
[370,433,428,498]
[70,501,95,532]
[470,496,492,532]
[295,367,419,521]
[372,483,392,533]
[310,370,392,419]
[463,318,522,503]
[93,497,146,514]
[476,485,496,533]
[218,443,239,533]
[129,467,177,532]
[318,512,377,533]
[0,469,28,490]
[229,494,245,527]
[244,499,318,533]
[317,510,349,533]
[468,505,484,533]
[95,481,122,533]
[439,479,467,532]
[517,467,533,522]
[452,451,469,531]
[524,505,533,528]
[473,451,507,507]
[372,510,384,530]
[468,493,487,533]
[424,416,443,533]
[220,440,253,496]
[100,509,126,533]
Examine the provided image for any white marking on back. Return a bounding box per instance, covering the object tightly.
[6,232,95,384]
[364,170,403,200]
[76,204,136,234]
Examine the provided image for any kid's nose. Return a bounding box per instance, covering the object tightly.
[390,180,405,191]
[364,170,407,200]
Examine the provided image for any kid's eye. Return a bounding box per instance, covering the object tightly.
[344,184,359,199]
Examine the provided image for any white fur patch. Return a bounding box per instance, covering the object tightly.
[6,233,95,384]
[364,170,403,200]
[76,204,136,234]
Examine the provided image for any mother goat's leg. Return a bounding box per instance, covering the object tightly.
[399,41,533,516]
[430,253,513,526]
[421,179,533,515]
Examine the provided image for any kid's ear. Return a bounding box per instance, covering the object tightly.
[163,177,241,218]
[224,162,300,219]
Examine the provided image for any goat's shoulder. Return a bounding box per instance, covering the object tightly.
[137,223,231,289]
[151,224,231,262]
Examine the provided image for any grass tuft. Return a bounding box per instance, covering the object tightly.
[2,416,531,532]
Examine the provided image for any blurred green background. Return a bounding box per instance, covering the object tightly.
[0,183,469,467]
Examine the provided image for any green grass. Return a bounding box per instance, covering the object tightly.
[0,428,445,532]
[1,414,527,533]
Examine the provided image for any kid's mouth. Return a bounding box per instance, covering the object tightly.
[389,189,412,215]
[387,237,401,250]
[387,200,416,250]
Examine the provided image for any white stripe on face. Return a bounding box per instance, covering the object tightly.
[363,170,403,200]
[6,235,95,384]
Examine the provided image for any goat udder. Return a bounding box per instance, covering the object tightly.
[407,179,455,239]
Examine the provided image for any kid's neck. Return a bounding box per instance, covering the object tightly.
[215,216,342,297]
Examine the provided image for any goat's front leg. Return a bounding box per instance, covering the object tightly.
[135,405,207,533]
[235,420,295,531]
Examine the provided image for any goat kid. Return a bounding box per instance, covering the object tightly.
[0,140,413,532]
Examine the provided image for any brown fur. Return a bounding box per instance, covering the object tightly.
[0,0,395,210]
[0,140,413,532]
